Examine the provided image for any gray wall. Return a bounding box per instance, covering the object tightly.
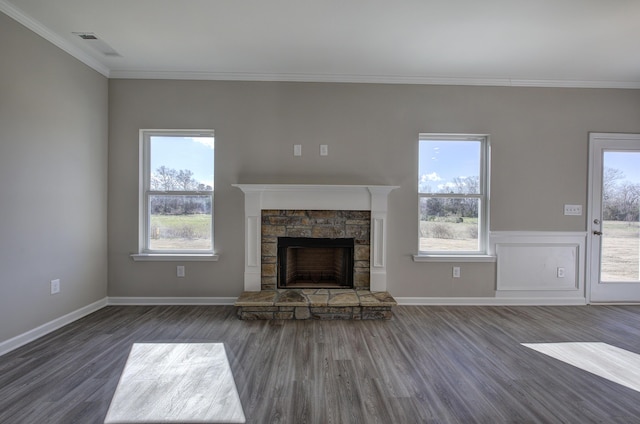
[108,80,640,298]
[0,12,109,343]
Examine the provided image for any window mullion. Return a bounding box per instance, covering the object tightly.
[148,190,212,196]
[419,193,483,198]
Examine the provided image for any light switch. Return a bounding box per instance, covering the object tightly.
[564,204,582,216]
[320,145,328,156]
[294,145,302,156]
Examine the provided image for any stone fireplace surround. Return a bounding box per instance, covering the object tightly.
[263,210,368,290]
[233,184,398,319]
[233,184,397,291]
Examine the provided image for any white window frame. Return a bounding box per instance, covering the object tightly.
[132,129,218,261]
[414,134,493,262]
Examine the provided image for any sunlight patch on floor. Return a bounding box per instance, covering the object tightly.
[522,342,640,393]
[104,343,245,423]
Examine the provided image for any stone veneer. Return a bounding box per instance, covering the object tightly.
[261,210,371,290]
[235,289,397,320]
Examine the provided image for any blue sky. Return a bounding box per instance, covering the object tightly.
[419,140,480,191]
[419,143,640,191]
[604,151,640,184]
[148,137,637,191]
[150,136,214,187]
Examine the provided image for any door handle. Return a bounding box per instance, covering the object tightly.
[593,230,602,236]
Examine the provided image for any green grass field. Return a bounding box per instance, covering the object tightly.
[601,220,639,281]
[419,218,479,251]
[150,214,212,250]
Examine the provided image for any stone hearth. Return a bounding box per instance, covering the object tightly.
[235,289,397,320]
[233,184,399,320]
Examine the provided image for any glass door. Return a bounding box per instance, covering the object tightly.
[588,133,640,302]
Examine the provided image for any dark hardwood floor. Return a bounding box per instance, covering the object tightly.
[1,304,640,423]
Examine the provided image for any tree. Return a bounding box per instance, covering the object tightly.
[602,167,639,222]
[450,176,479,195]
[151,166,205,192]
[149,166,212,216]
[603,167,624,202]
[151,166,177,191]
[616,182,640,223]
[419,174,480,220]
[176,169,196,190]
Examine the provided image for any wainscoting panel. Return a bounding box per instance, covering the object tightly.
[491,231,587,300]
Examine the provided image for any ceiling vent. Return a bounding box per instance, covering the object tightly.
[76,33,97,40]
[72,32,121,57]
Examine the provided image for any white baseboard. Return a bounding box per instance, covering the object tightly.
[0,298,108,357]
[1,294,590,358]
[395,297,587,306]
[107,297,237,305]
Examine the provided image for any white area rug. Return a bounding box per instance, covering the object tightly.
[104,343,245,423]
[523,342,640,392]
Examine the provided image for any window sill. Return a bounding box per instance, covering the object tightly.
[412,254,496,263]
[131,253,220,262]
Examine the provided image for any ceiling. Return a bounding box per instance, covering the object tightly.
[2,0,640,88]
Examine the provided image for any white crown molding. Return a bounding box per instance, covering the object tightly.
[109,69,640,89]
[109,70,511,86]
[509,79,640,89]
[0,0,110,77]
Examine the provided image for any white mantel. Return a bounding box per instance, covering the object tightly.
[232,184,399,292]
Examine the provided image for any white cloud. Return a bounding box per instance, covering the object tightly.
[420,172,442,182]
[191,137,215,149]
[437,177,471,191]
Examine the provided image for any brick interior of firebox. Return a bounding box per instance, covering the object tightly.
[285,247,349,288]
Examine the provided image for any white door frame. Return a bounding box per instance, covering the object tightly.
[587,132,640,303]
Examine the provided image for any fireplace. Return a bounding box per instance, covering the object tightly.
[278,237,355,289]
[232,184,398,292]
[233,184,399,320]
[262,209,370,290]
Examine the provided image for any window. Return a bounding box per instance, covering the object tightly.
[138,130,215,256]
[418,134,489,255]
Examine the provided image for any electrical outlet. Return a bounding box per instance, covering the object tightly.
[320,144,328,156]
[50,279,60,294]
[177,266,185,277]
[293,144,302,157]
[557,267,565,278]
[453,267,461,278]
[564,204,582,216]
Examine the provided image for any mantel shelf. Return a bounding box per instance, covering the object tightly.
[232,184,399,190]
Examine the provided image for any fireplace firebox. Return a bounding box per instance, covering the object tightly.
[277,237,355,289]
